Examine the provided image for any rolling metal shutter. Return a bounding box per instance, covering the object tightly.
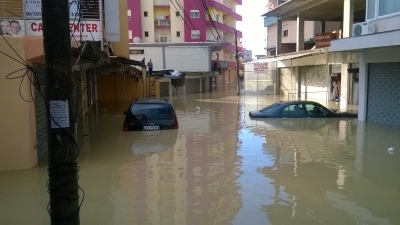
[367,62,400,128]
[185,78,200,94]
[33,66,48,159]
[0,0,23,18]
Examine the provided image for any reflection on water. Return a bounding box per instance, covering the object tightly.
[0,85,399,225]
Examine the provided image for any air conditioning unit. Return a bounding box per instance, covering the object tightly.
[352,21,376,37]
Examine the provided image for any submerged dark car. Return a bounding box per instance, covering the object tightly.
[249,101,357,119]
[123,98,179,131]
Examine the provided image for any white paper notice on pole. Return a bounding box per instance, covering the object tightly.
[50,100,70,129]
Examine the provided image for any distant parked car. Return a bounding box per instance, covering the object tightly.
[249,101,357,118]
[123,98,179,131]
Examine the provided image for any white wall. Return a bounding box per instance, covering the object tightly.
[130,47,164,70]
[165,46,210,71]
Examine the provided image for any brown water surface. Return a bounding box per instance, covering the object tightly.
[0,85,399,225]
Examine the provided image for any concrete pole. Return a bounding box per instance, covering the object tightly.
[296,12,305,52]
[340,0,354,111]
[277,18,283,55]
[42,0,80,223]
[343,0,354,38]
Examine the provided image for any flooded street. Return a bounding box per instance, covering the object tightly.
[1,85,400,225]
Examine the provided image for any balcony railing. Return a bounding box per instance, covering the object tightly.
[233,0,242,5]
[206,20,242,37]
[206,0,242,21]
[154,5,170,9]
[154,19,171,28]
[315,32,338,48]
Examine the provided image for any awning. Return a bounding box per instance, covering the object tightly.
[261,0,365,22]
[71,41,109,71]
[251,49,325,63]
[109,56,145,67]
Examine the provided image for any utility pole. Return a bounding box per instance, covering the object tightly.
[234,29,240,95]
[42,0,80,224]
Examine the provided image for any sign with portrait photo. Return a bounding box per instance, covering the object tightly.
[1,19,101,41]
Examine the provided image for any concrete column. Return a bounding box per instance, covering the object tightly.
[168,80,172,96]
[296,12,305,52]
[354,120,366,178]
[205,76,210,91]
[199,77,202,92]
[358,51,368,121]
[297,66,301,98]
[277,19,282,55]
[340,64,349,111]
[343,0,354,38]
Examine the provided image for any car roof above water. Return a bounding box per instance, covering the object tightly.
[133,98,170,104]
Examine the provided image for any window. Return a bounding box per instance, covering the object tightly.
[283,30,288,37]
[379,0,400,16]
[160,37,167,42]
[127,10,131,18]
[304,104,327,117]
[215,13,219,21]
[144,31,149,37]
[367,0,400,20]
[176,31,180,37]
[129,49,145,54]
[128,30,132,39]
[191,30,200,39]
[280,104,305,117]
[176,11,180,17]
[190,10,200,18]
[144,11,148,17]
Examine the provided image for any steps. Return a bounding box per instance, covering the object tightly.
[148,77,157,97]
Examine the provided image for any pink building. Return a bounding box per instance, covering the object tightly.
[127,0,243,84]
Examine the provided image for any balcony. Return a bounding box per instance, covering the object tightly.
[154,17,171,28]
[154,5,170,9]
[233,0,242,5]
[206,0,242,21]
[315,32,338,48]
[206,20,242,37]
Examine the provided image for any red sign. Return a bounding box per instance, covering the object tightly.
[254,63,267,73]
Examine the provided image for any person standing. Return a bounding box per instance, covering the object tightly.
[147,59,153,76]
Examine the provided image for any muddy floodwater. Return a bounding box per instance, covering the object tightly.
[1,85,400,225]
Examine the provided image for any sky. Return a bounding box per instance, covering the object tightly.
[236,0,268,56]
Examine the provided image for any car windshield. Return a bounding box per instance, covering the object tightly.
[260,103,280,113]
[130,103,172,120]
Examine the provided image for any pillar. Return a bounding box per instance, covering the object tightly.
[296,12,304,52]
[340,64,349,111]
[358,51,368,121]
[340,0,354,110]
[321,21,326,33]
[277,18,282,55]
[343,0,354,38]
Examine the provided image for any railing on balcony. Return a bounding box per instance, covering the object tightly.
[206,0,242,21]
[154,18,171,28]
[315,32,338,48]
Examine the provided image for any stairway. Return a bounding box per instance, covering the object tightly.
[148,76,157,97]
